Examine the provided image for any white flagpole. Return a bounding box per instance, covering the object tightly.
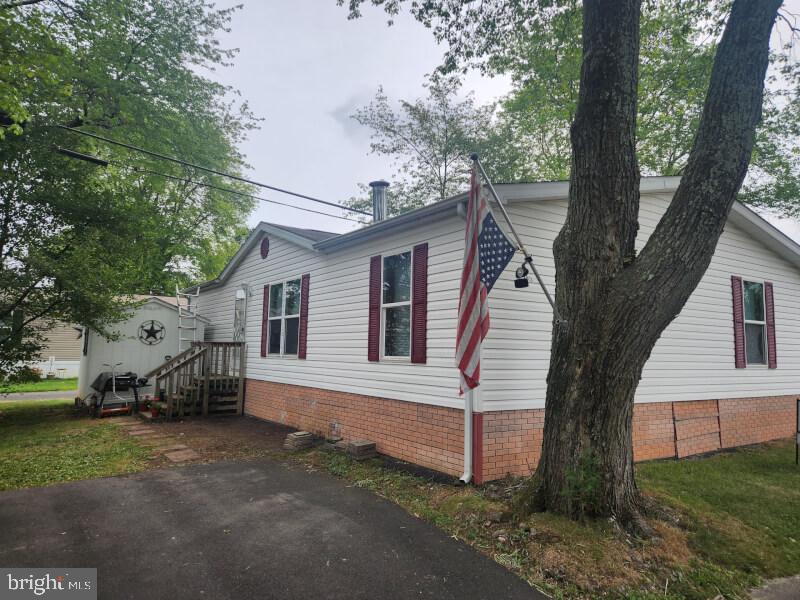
[470,154,565,325]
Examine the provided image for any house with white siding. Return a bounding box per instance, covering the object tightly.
[192,176,800,483]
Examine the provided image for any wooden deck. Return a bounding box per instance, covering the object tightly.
[145,342,245,419]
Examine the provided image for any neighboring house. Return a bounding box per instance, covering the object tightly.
[29,321,83,378]
[194,176,799,483]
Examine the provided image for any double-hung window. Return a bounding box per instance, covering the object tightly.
[382,251,411,358]
[742,280,767,365]
[268,278,301,356]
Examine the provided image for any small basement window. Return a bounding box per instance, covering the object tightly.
[382,251,411,358]
[743,280,766,365]
[268,278,301,356]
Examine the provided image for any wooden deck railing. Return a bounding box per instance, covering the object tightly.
[151,341,245,418]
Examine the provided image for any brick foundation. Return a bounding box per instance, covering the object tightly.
[244,380,797,483]
[245,380,464,476]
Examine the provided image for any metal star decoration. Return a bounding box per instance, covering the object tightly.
[138,320,165,345]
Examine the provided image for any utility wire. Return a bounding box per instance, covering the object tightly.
[122,164,361,223]
[55,125,373,217]
[53,144,360,223]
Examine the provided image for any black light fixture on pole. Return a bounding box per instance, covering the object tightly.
[514,264,529,288]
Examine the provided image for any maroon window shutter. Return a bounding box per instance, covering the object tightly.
[731,276,745,368]
[368,255,382,361]
[765,281,777,369]
[411,243,428,364]
[260,284,270,357]
[298,274,310,359]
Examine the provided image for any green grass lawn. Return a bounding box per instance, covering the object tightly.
[1,377,78,394]
[638,441,800,580]
[295,439,800,600]
[0,399,150,491]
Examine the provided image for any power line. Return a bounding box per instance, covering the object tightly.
[122,163,362,223]
[55,125,373,217]
[52,143,361,223]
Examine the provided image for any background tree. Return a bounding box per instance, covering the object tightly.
[347,75,496,216]
[341,0,788,533]
[0,0,257,379]
[483,0,722,181]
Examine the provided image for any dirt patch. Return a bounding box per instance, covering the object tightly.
[139,415,295,463]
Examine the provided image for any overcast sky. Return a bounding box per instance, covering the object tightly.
[211,1,508,234]
[210,1,800,242]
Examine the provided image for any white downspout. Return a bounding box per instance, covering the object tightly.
[459,388,474,484]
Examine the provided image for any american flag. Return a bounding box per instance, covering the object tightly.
[456,163,517,392]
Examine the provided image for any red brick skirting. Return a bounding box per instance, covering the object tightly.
[245,380,797,482]
[245,380,464,476]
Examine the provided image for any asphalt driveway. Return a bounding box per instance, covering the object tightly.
[0,459,543,600]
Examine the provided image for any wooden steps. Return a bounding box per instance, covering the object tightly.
[148,342,245,420]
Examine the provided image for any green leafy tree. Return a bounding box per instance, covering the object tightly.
[484,0,720,181]
[348,76,496,216]
[342,0,789,534]
[0,0,257,378]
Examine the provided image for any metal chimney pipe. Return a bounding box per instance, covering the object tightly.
[369,180,389,222]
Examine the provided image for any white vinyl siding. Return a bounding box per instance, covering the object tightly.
[480,193,800,410]
[200,188,800,413]
[200,219,465,409]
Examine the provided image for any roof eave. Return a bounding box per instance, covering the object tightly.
[314,194,467,252]
[728,202,800,269]
[193,222,322,292]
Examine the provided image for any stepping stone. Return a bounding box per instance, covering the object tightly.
[138,435,171,443]
[128,428,156,436]
[164,449,200,463]
[154,444,189,452]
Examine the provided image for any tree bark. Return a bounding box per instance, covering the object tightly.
[518,0,782,532]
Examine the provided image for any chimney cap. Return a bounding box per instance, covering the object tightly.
[369,180,390,188]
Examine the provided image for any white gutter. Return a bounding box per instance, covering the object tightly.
[459,388,475,484]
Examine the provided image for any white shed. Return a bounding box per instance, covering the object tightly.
[77,296,208,402]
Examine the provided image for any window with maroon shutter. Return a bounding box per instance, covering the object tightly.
[743,279,770,366]
[380,251,412,358]
[731,276,746,368]
[298,273,310,359]
[411,243,428,364]
[266,278,302,356]
[260,284,270,357]
[765,281,777,368]
[368,255,381,361]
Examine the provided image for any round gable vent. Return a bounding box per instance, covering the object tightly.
[260,237,270,259]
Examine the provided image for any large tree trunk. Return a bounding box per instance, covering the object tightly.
[517,0,782,532]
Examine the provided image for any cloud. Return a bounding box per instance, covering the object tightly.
[329,91,375,142]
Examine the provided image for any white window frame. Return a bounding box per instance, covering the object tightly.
[380,250,413,360]
[267,277,302,357]
[742,278,767,367]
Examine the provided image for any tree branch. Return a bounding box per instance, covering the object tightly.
[625,0,782,335]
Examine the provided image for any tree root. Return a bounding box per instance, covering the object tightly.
[511,474,546,519]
